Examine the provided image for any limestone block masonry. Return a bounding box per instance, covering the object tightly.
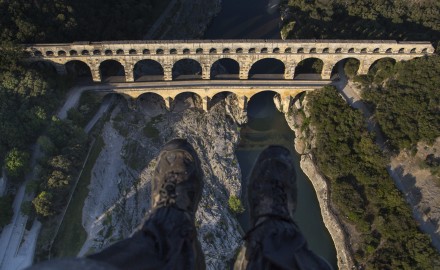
[25,39,434,112]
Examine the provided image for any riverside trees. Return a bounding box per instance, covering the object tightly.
[306,86,440,269]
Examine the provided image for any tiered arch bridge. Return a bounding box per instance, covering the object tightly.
[25,39,434,112]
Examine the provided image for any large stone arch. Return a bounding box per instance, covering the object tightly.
[172,58,202,80]
[330,58,361,79]
[171,92,203,111]
[133,59,164,82]
[294,58,324,80]
[100,92,132,109]
[249,58,285,80]
[136,92,167,115]
[368,57,397,74]
[209,91,239,109]
[210,58,240,79]
[99,59,126,82]
[65,60,93,82]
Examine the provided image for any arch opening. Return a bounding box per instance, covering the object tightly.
[137,92,166,116]
[368,58,396,75]
[99,60,125,83]
[330,58,360,80]
[172,92,202,112]
[65,60,93,82]
[210,91,239,110]
[249,58,285,80]
[172,59,202,80]
[133,60,164,82]
[294,58,324,80]
[246,91,286,130]
[210,58,239,80]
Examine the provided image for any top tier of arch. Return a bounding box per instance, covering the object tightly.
[26,39,434,59]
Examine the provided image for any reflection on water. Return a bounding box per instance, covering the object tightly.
[236,92,337,268]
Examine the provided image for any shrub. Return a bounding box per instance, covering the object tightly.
[228,195,245,215]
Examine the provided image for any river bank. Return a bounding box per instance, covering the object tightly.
[282,96,355,269]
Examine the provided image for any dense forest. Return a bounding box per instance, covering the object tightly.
[0,0,170,43]
[359,55,440,152]
[0,0,170,227]
[306,87,440,269]
[281,0,440,49]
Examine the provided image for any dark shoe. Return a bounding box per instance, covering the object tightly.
[151,139,203,217]
[247,145,297,227]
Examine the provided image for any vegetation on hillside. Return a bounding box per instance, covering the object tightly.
[0,47,66,175]
[281,0,440,48]
[30,117,88,218]
[359,55,440,152]
[306,86,440,269]
[0,0,171,225]
[0,0,171,43]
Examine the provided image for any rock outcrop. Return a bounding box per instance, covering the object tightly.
[80,95,246,269]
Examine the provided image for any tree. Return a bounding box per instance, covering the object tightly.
[33,191,55,217]
[228,195,245,215]
[48,155,72,172]
[5,148,29,178]
[47,170,70,189]
[0,195,13,227]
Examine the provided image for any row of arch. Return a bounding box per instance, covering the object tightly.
[59,56,393,82]
[109,90,290,113]
[34,46,429,57]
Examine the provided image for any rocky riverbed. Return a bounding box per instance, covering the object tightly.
[79,94,247,269]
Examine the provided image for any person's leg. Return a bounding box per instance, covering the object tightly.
[88,139,206,270]
[234,146,332,270]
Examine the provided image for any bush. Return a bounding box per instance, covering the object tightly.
[228,195,245,215]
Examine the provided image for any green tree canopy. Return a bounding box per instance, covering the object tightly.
[5,148,29,178]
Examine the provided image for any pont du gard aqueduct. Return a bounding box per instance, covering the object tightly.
[25,39,434,112]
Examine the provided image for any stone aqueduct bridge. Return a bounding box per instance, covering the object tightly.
[26,39,433,112]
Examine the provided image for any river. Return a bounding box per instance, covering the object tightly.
[205,0,338,268]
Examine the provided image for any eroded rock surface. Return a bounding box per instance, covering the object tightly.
[80,95,246,269]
